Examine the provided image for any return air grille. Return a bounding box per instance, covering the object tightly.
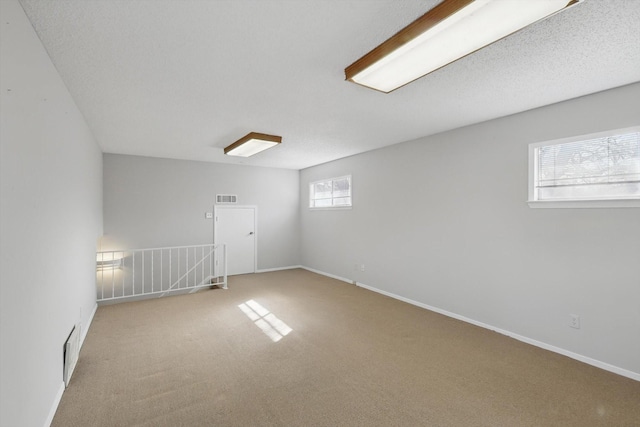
[216,194,238,204]
[63,325,80,388]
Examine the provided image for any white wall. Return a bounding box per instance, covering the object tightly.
[0,1,104,426]
[300,83,640,377]
[103,154,300,270]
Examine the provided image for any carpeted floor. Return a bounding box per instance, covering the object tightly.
[53,269,640,426]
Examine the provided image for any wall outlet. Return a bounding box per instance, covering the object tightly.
[569,314,580,329]
[360,264,365,272]
[205,212,213,219]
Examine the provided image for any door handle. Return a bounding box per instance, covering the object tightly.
[249,232,254,235]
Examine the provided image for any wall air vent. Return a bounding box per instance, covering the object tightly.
[63,325,80,388]
[216,194,238,204]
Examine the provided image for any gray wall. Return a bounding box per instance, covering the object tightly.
[103,154,300,270]
[0,1,104,426]
[300,83,640,376]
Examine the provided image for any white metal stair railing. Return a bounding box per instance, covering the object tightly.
[96,244,227,303]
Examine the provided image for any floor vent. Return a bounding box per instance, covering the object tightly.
[63,325,80,388]
[216,194,238,204]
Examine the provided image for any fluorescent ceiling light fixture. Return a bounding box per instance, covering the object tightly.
[224,132,282,157]
[345,0,582,93]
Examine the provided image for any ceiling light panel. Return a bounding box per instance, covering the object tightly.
[224,132,282,157]
[345,0,582,93]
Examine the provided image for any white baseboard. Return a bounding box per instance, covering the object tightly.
[44,382,65,427]
[356,281,640,382]
[45,303,98,426]
[256,265,303,273]
[300,266,354,285]
[80,303,97,349]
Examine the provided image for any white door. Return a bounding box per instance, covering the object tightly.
[215,206,256,276]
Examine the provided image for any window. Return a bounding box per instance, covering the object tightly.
[309,175,352,209]
[528,127,640,208]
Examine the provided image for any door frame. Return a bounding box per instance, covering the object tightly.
[213,205,258,274]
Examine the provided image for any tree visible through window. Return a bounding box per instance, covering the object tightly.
[309,175,352,208]
[531,129,640,202]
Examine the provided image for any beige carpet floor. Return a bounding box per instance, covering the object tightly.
[53,269,640,426]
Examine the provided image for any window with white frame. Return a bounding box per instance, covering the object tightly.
[528,127,640,207]
[309,175,352,209]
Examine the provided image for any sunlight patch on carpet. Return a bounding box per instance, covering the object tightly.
[238,300,292,342]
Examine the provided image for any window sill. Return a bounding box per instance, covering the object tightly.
[309,206,352,211]
[527,199,640,209]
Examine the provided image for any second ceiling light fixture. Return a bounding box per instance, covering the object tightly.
[224,132,282,157]
[345,0,583,93]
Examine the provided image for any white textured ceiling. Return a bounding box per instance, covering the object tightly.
[17,0,640,170]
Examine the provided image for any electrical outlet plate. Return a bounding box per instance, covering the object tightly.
[569,314,580,329]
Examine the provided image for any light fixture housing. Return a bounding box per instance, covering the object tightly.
[96,253,122,271]
[345,0,582,93]
[224,132,282,157]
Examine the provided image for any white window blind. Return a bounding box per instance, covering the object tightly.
[309,175,352,208]
[533,129,640,202]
